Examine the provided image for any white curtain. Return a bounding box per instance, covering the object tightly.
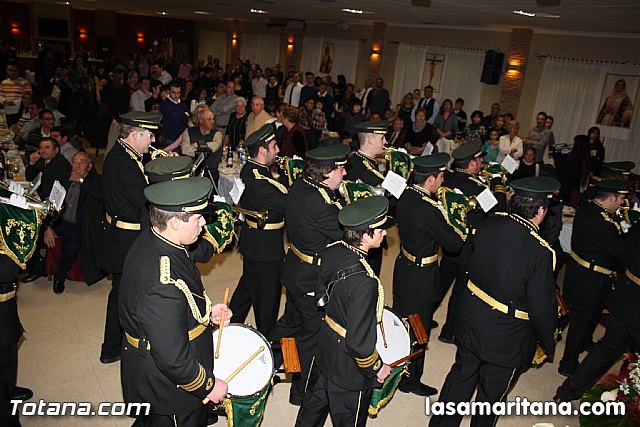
[299,37,360,84]
[533,57,640,171]
[392,44,484,111]
[239,33,281,68]
[197,30,227,63]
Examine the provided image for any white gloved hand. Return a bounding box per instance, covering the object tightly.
[9,193,29,209]
[621,221,631,233]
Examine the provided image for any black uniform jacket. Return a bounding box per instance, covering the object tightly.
[238,159,287,262]
[393,185,464,302]
[0,254,22,349]
[317,242,383,391]
[25,153,71,199]
[345,151,384,187]
[564,200,625,309]
[459,213,557,368]
[281,177,343,296]
[442,169,488,263]
[100,140,149,273]
[119,228,216,415]
[608,223,640,328]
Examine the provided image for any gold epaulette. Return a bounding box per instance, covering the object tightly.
[359,153,385,180]
[253,169,288,194]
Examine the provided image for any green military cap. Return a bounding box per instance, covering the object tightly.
[145,156,193,183]
[595,179,633,195]
[452,141,485,161]
[244,123,276,148]
[355,120,389,135]
[601,161,636,176]
[511,176,561,199]
[144,177,214,214]
[306,144,350,166]
[120,111,163,130]
[412,153,450,174]
[339,196,396,231]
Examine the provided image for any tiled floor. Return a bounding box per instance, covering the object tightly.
[13,224,615,426]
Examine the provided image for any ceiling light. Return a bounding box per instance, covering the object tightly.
[250,9,268,14]
[57,1,71,4]
[513,10,535,17]
[513,9,560,18]
[157,11,168,16]
[342,8,363,14]
[537,13,560,18]
[194,11,211,15]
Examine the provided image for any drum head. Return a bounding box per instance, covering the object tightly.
[376,309,411,365]
[212,324,274,397]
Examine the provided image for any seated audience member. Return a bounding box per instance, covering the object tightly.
[453,98,467,132]
[180,106,223,184]
[482,102,500,128]
[225,97,248,149]
[461,110,486,146]
[511,146,540,180]
[22,137,72,283]
[342,98,367,147]
[245,96,273,138]
[190,87,210,113]
[50,126,79,163]
[44,152,102,293]
[386,117,407,149]
[494,114,508,137]
[481,128,501,163]
[497,119,523,163]
[280,104,308,158]
[405,107,433,155]
[11,92,33,134]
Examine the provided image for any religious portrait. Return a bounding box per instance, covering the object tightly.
[596,74,637,129]
[319,43,334,75]
[421,53,445,93]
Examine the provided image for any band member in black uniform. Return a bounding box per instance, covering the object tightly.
[393,153,464,397]
[429,177,559,427]
[99,111,162,364]
[558,180,630,377]
[295,196,394,427]
[438,141,489,344]
[345,120,389,276]
[270,144,350,406]
[229,124,288,335]
[555,218,640,401]
[119,177,231,426]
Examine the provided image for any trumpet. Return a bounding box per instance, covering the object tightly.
[149,145,170,160]
[0,195,55,213]
[232,206,269,230]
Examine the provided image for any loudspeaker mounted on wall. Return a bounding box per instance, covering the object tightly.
[481,50,504,85]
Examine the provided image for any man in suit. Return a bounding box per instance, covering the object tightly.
[284,71,303,106]
[411,85,439,125]
[385,118,406,149]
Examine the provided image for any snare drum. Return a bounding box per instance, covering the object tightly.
[376,308,411,366]
[212,324,275,397]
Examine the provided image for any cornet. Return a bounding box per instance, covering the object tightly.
[149,145,170,160]
[232,206,269,230]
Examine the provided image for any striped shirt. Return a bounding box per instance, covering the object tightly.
[0,77,32,115]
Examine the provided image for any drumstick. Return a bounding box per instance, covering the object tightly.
[202,346,265,405]
[214,288,230,359]
[379,321,388,348]
[389,348,424,368]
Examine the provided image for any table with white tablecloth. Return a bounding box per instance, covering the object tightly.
[217,162,242,204]
[559,205,575,253]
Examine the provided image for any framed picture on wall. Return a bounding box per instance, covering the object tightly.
[421,54,445,93]
[596,74,637,129]
[319,43,334,75]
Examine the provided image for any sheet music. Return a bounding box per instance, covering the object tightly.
[29,172,42,196]
[230,177,245,205]
[476,188,498,213]
[501,155,518,174]
[381,170,407,199]
[421,143,434,156]
[49,180,66,211]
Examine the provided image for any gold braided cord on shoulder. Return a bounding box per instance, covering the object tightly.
[529,230,557,270]
[600,211,622,234]
[359,258,384,323]
[158,256,212,325]
[421,195,450,223]
[318,187,344,209]
[120,139,149,184]
[252,169,288,194]
[359,153,385,180]
[468,176,488,188]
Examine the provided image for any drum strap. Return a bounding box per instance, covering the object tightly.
[316,263,366,308]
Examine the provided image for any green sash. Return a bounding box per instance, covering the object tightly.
[368,366,409,417]
[386,151,412,180]
[223,384,271,427]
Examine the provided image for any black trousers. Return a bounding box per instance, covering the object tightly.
[393,294,436,390]
[439,258,467,341]
[269,291,322,403]
[560,295,607,374]
[229,258,283,335]
[53,222,82,282]
[556,314,640,401]
[295,372,373,427]
[101,273,123,359]
[133,405,207,427]
[0,344,20,427]
[429,346,518,427]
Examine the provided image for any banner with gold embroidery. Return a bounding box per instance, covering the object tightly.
[340,181,375,204]
[223,383,270,427]
[281,157,305,187]
[368,366,408,416]
[386,151,412,181]
[203,202,234,253]
[436,187,469,239]
[0,202,43,269]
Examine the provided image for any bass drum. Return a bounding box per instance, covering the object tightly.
[212,324,275,397]
[375,308,411,366]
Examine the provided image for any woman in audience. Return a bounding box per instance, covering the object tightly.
[413,89,421,103]
[433,98,459,141]
[405,107,433,155]
[182,80,195,104]
[336,75,347,97]
[497,119,523,163]
[12,93,33,133]
[557,134,591,202]
[226,97,248,149]
[511,146,540,180]
[461,110,486,146]
[342,83,357,112]
[396,93,415,129]
[232,73,251,99]
[586,126,605,176]
[280,104,308,158]
[190,87,209,113]
[93,64,110,106]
